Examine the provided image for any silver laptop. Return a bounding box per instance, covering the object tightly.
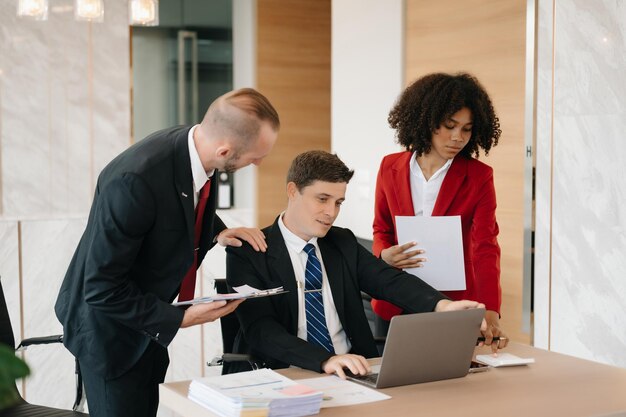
[347,308,484,389]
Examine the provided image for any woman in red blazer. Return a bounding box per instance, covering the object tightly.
[372,73,507,347]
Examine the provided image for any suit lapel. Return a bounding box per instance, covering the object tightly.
[173,127,195,246]
[432,156,467,215]
[391,153,416,215]
[318,237,346,327]
[265,220,299,329]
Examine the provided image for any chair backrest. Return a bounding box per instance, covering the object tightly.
[0,277,16,349]
[214,278,240,354]
[355,237,390,341]
[0,276,26,407]
[215,278,257,375]
[0,277,87,414]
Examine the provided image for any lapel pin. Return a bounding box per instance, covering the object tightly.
[181,192,188,198]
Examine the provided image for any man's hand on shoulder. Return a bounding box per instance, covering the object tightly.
[218,227,267,252]
[180,299,245,328]
[321,354,371,379]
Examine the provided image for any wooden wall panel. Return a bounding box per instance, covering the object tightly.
[406,0,528,342]
[256,0,331,227]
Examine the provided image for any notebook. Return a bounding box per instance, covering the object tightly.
[346,308,484,389]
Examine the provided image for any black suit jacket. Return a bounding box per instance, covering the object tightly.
[225,218,447,373]
[55,126,226,379]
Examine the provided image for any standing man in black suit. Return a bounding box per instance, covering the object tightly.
[226,151,487,378]
[55,88,280,417]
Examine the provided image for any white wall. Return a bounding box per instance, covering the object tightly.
[132,28,172,142]
[534,0,626,368]
[0,0,130,408]
[232,0,258,217]
[332,0,626,371]
[533,0,555,351]
[331,0,405,239]
[0,1,242,412]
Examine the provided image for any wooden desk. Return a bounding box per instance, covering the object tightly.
[159,343,626,417]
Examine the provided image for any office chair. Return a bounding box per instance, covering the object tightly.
[209,279,264,375]
[360,291,389,355]
[356,236,389,354]
[0,277,87,416]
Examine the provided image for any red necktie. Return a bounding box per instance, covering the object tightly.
[178,179,211,302]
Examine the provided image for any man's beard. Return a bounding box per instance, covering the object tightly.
[222,150,242,173]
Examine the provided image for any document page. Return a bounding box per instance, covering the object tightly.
[296,375,390,408]
[395,215,466,291]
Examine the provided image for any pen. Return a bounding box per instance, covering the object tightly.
[476,336,507,345]
[296,281,322,294]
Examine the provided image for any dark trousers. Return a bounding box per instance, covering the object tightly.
[80,342,170,417]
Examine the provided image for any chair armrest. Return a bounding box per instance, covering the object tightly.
[17,335,63,350]
[222,353,254,363]
[208,353,265,373]
[208,353,254,366]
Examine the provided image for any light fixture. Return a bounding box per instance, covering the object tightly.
[75,0,104,22]
[17,0,49,20]
[129,0,159,26]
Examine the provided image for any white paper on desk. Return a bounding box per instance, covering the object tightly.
[295,375,390,408]
[188,368,323,416]
[395,215,466,291]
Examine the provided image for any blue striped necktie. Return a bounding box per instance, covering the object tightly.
[303,243,335,353]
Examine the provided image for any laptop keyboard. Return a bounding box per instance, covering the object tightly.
[345,371,379,385]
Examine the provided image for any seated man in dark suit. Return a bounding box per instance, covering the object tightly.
[226,150,487,378]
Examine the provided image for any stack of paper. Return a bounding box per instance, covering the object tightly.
[188,369,323,417]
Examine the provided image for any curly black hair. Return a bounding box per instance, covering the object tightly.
[388,72,501,158]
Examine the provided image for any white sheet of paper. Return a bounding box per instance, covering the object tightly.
[395,215,466,291]
[232,284,262,294]
[295,376,390,408]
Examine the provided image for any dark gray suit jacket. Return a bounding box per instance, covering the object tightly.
[55,126,226,379]
[225,218,447,373]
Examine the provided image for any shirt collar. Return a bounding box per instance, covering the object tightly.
[187,125,215,192]
[278,212,318,254]
[409,151,453,182]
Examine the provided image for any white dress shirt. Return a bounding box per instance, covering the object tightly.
[187,125,215,208]
[409,152,453,216]
[277,214,351,354]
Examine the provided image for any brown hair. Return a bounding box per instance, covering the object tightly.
[388,72,501,158]
[203,88,280,144]
[225,88,280,131]
[287,150,354,191]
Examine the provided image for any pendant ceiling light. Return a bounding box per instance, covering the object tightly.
[129,0,159,26]
[75,0,104,22]
[17,0,49,20]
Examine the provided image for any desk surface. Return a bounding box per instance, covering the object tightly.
[160,343,626,417]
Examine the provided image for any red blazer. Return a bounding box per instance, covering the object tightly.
[371,151,501,320]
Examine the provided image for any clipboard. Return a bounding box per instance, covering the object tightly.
[173,286,287,307]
